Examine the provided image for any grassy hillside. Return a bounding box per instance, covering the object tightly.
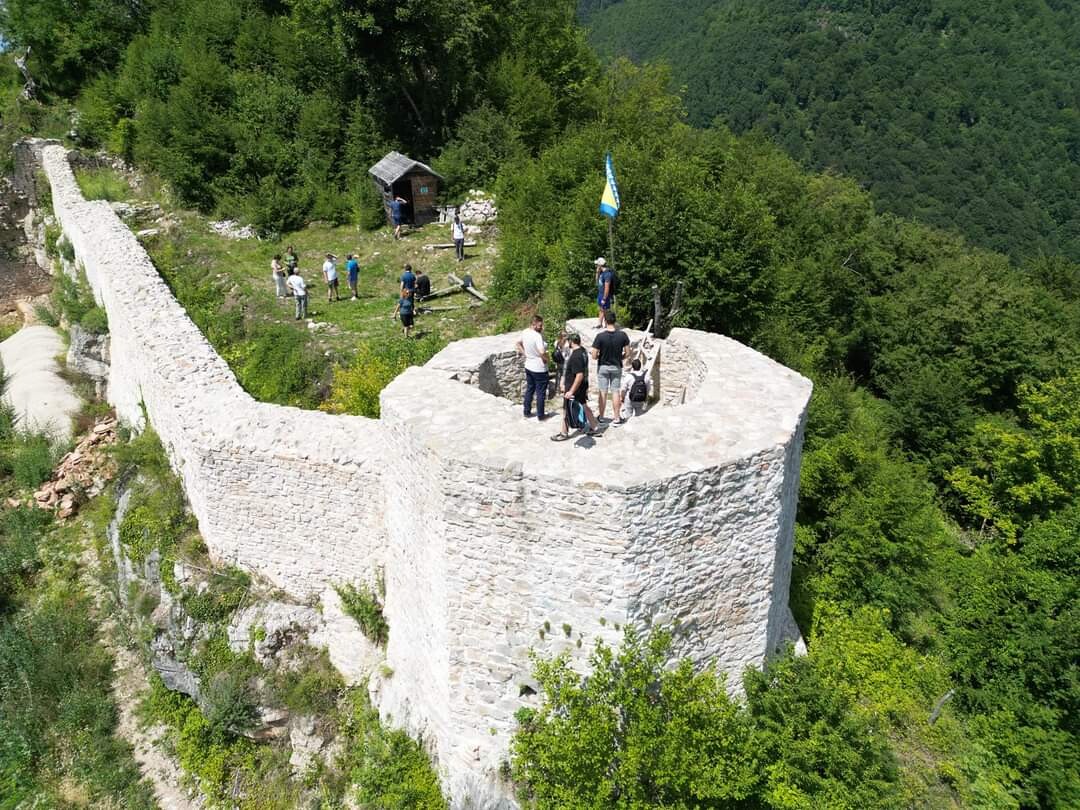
[582,0,1080,263]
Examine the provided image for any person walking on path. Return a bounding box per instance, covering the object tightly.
[619,358,651,420]
[393,288,415,337]
[516,314,551,421]
[285,245,299,275]
[390,196,407,240]
[551,333,601,441]
[400,263,417,296]
[286,270,308,320]
[345,254,360,300]
[595,257,615,329]
[271,254,287,299]
[451,214,466,262]
[592,310,630,424]
[322,253,340,302]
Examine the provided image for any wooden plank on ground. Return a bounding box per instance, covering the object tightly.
[448,272,488,302]
[425,241,478,250]
[419,286,462,300]
[420,303,481,312]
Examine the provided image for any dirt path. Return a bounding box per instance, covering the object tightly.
[77,529,201,809]
[106,621,201,810]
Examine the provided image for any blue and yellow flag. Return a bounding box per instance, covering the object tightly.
[599,153,620,219]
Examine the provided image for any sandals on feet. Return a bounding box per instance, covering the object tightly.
[550,433,571,442]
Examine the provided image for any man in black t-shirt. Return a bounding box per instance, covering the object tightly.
[551,334,601,441]
[591,310,631,424]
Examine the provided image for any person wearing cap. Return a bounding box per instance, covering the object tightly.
[551,333,602,441]
[322,253,340,302]
[595,257,614,328]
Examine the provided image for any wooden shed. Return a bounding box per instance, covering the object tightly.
[368,151,443,228]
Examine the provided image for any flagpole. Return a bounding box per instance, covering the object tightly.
[608,217,615,272]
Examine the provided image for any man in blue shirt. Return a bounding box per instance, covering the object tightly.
[346,253,360,300]
[400,264,416,296]
[389,195,407,240]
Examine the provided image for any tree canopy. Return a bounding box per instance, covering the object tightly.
[582,0,1080,263]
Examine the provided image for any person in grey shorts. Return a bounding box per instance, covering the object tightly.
[590,310,630,424]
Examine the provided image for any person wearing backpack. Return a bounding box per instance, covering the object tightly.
[551,333,602,441]
[594,257,617,328]
[619,358,651,420]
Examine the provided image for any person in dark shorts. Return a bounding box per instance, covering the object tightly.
[551,334,601,441]
[393,288,415,337]
[591,310,630,424]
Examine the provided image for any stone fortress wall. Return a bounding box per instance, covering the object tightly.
[26,140,813,809]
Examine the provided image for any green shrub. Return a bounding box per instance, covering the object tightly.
[232,324,325,409]
[0,507,50,610]
[7,434,57,490]
[117,481,188,563]
[58,235,75,262]
[43,222,61,258]
[32,303,59,327]
[181,566,250,624]
[52,271,97,326]
[0,506,155,809]
[203,669,259,738]
[322,336,443,418]
[272,647,343,716]
[335,580,388,647]
[80,305,109,335]
[111,427,172,481]
[338,690,447,810]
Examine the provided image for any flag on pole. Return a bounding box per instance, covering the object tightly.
[599,152,620,219]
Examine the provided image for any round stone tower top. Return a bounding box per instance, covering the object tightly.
[381,319,812,488]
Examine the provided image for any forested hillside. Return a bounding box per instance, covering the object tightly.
[582,0,1080,263]
[2,0,1079,807]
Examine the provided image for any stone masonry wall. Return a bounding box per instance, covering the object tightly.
[30,139,813,810]
[34,141,386,600]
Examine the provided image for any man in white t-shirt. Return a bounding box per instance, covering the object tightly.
[515,314,551,420]
[322,253,340,302]
[286,271,308,320]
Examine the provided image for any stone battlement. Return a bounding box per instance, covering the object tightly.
[26,140,812,809]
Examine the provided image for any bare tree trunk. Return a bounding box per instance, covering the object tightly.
[15,48,38,101]
[652,284,664,337]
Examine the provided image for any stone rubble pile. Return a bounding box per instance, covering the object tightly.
[208,219,258,240]
[456,191,497,224]
[30,417,118,518]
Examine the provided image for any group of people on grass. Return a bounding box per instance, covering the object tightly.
[516,306,651,443]
[392,263,432,337]
[268,213,467,326]
[271,246,364,320]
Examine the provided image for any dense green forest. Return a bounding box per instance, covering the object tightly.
[581,0,1080,263]
[2,0,1079,807]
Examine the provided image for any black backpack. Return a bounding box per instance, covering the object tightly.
[608,268,619,296]
[628,371,648,403]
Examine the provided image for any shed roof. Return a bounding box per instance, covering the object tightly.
[368,151,443,185]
